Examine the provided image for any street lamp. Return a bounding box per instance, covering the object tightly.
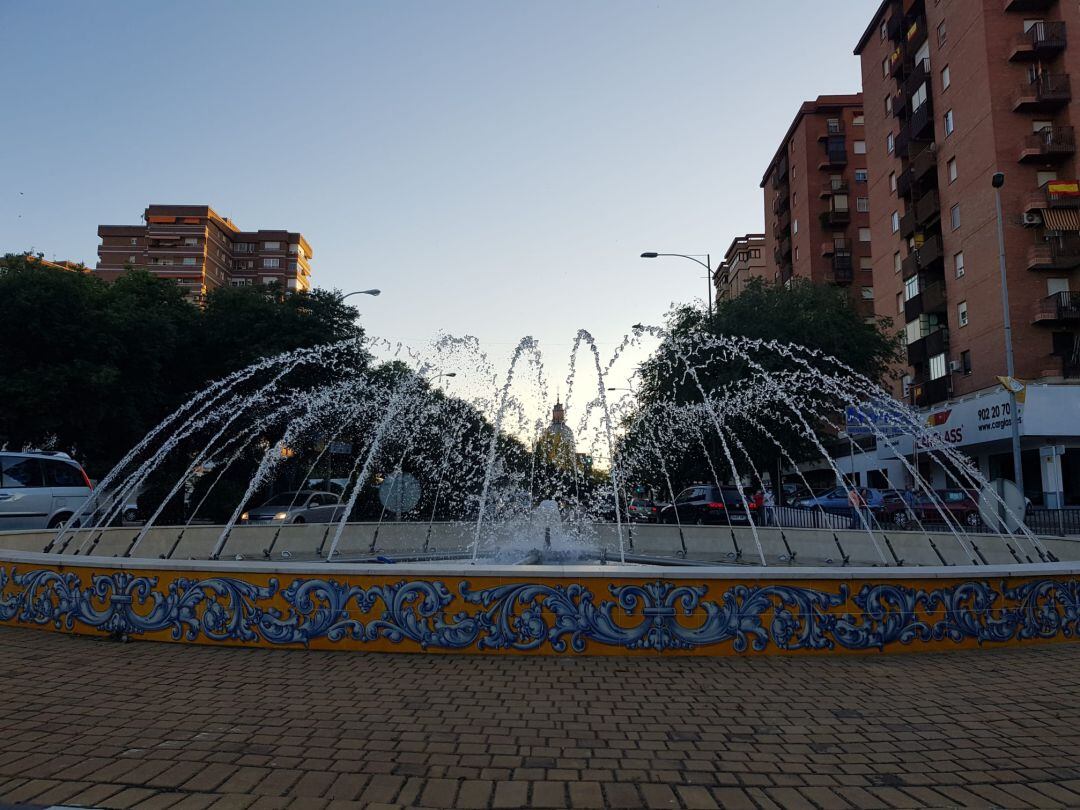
[992,171,1025,499]
[640,252,714,318]
[340,289,381,301]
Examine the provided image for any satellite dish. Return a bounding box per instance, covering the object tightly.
[978,478,1026,533]
[378,471,421,514]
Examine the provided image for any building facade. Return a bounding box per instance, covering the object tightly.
[96,205,312,299]
[714,234,768,303]
[760,95,875,316]
[856,0,1080,504]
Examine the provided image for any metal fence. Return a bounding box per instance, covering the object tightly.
[765,505,1080,537]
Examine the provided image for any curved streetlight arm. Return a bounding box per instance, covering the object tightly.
[642,252,712,273]
[340,289,381,301]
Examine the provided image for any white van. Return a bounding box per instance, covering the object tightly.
[0,451,93,530]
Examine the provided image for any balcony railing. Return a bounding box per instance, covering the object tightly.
[1004,0,1056,10]
[906,16,928,52]
[904,280,947,321]
[886,7,904,41]
[820,179,849,197]
[1033,291,1080,323]
[903,235,944,277]
[1010,20,1067,61]
[896,168,913,199]
[1028,234,1080,271]
[904,58,932,97]
[778,235,792,257]
[908,100,934,140]
[818,121,845,140]
[894,125,911,157]
[1027,179,1080,211]
[1020,125,1076,163]
[891,90,906,119]
[907,327,950,366]
[775,210,791,237]
[899,209,918,239]
[910,376,950,408]
[910,145,937,182]
[916,189,941,224]
[1014,73,1072,111]
[820,208,851,227]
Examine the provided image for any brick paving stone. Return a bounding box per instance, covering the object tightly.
[100,787,162,809]
[454,779,493,809]
[568,781,605,808]
[492,780,528,808]
[531,781,567,807]
[1,779,63,803]
[602,783,642,808]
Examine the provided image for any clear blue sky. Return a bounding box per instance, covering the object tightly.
[1,0,874,416]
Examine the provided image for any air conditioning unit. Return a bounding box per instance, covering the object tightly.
[949,359,962,372]
[1022,212,1043,227]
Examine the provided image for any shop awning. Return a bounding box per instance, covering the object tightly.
[1041,208,1080,231]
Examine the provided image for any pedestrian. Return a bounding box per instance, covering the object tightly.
[752,490,765,524]
[848,486,866,529]
[763,487,775,526]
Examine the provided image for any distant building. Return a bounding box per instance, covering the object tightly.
[714,234,768,303]
[760,95,875,317]
[536,400,577,470]
[96,205,312,299]
[24,255,89,273]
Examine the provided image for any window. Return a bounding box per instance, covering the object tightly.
[263,241,280,250]
[827,117,841,134]
[885,94,893,115]
[890,211,900,233]
[791,164,796,179]
[127,255,135,264]
[881,20,888,40]
[896,292,904,314]
[182,257,197,266]
[961,350,972,375]
[911,82,928,110]
[853,114,864,127]
[947,158,957,183]
[0,457,43,488]
[262,276,276,285]
[860,257,872,271]
[905,275,920,301]
[902,374,913,397]
[889,172,897,192]
[894,251,902,274]
[929,352,947,380]
[857,197,870,213]
[883,57,890,78]
[950,204,961,230]
[263,258,280,268]
[792,191,798,206]
[887,132,895,154]
[1033,119,1052,134]
[1023,18,1043,33]
[859,227,872,242]
[941,65,951,90]
[861,286,874,300]
[231,279,253,287]
[751,249,760,258]
[183,237,198,246]
[937,20,946,47]
[855,169,868,183]
[794,246,800,261]
[944,109,955,137]
[954,251,965,278]
[43,459,83,488]
[958,300,968,327]
[854,140,867,155]
[792,219,799,235]
[129,238,137,246]
[833,194,849,212]
[905,319,922,345]
[1037,170,1059,187]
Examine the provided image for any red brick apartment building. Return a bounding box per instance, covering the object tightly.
[714,234,768,303]
[96,205,312,299]
[852,0,1080,502]
[760,95,875,316]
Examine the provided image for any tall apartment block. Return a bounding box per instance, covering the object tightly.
[96,205,312,299]
[714,234,768,303]
[760,95,875,316]
[855,0,1080,502]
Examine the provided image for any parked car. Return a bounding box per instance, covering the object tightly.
[912,489,982,528]
[795,486,886,513]
[0,451,93,530]
[658,485,758,526]
[240,490,347,524]
[626,498,658,523]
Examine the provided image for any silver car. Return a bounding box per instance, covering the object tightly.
[0,451,93,530]
[240,490,347,524]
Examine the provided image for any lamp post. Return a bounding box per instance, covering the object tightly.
[992,171,1025,499]
[340,289,381,301]
[640,252,714,318]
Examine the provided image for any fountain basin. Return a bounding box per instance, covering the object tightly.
[4,527,1080,656]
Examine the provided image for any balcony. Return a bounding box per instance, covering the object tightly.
[905,16,928,52]
[899,208,918,239]
[818,120,845,141]
[891,90,907,119]
[886,7,904,41]
[774,210,791,238]
[903,58,932,97]
[1025,179,1080,212]
[897,168,913,199]
[910,145,938,182]
[820,207,851,227]
[1033,291,1080,324]
[778,235,792,257]
[1004,0,1056,10]
[772,156,789,189]
[902,234,944,277]
[910,376,950,408]
[819,179,848,198]
[889,48,910,79]
[1010,20,1067,61]
[1014,73,1072,112]
[908,100,934,140]
[904,280,947,321]
[772,194,790,214]
[819,140,848,169]
[1019,125,1076,163]
[894,125,911,157]
[821,238,849,256]
[1027,234,1080,270]
[907,327,949,366]
[916,189,941,224]
[832,252,854,284]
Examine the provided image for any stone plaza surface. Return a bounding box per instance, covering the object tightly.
[2,631,1080,810]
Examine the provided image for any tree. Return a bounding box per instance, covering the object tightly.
[622,278,902,495]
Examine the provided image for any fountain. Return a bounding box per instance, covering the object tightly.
[2,327,1079,656]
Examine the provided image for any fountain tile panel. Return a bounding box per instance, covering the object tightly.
[2,559,1079,656]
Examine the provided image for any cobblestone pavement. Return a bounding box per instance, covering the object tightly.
[3,630,1080,809]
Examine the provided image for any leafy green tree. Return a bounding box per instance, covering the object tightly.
[622,278,902,497]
